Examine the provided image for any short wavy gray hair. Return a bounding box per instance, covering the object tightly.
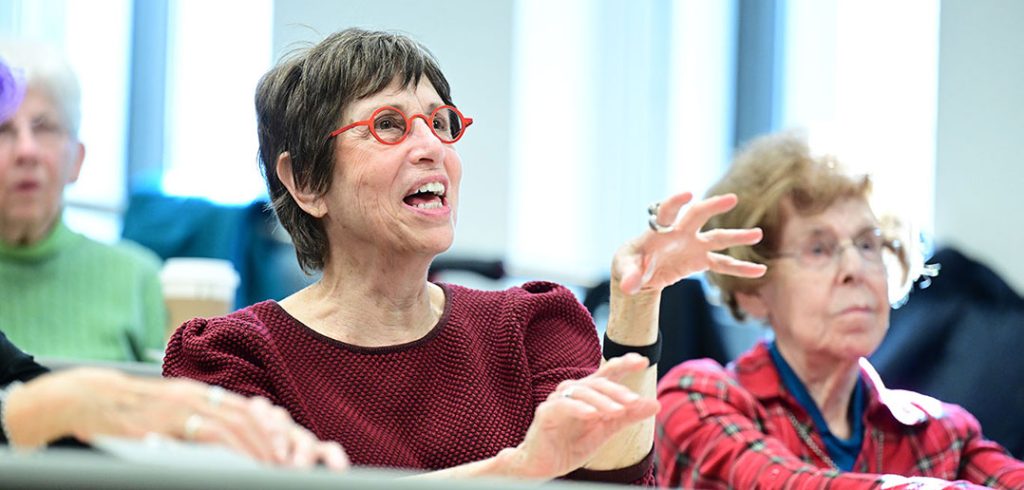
[0,40,81,139]
[704,130,916,321]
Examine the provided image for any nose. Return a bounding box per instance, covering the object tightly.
[406,115,445,163]
[835,242,867,283]
[11,126,41,164]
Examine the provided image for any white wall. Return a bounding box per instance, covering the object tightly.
[935,0,1024,294]
[272,0,514,260]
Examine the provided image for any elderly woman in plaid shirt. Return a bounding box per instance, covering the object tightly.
[656,131,1024,489]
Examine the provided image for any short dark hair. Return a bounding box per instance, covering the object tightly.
[255,28,454,273]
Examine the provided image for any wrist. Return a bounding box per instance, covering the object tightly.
[3,379,62,449]
[493,445,550,481]
[607,277,660,346]
[14,373,82,448]
[0,382,23,447]
[603,331,662,365]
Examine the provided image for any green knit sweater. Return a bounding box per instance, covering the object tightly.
[0,221,166,362]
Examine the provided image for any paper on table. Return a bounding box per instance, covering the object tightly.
[91,433,264,470]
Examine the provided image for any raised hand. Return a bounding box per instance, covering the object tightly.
[500,354,660,479]
[614,192,766,295]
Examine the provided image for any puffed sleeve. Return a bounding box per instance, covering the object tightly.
[162,314,280,403]
[515,281,601,406]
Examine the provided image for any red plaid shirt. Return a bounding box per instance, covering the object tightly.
[656,342,1024,489]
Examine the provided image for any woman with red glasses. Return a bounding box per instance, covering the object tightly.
[164,28,764,483]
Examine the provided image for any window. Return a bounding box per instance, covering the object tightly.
[160,0,272,205]
[779,0,940,234]
[509,0,738,282]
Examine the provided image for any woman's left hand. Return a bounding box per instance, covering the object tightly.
[499,354,660,479]
[613,192,766,295]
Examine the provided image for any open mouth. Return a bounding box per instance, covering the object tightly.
[403,181,447,210]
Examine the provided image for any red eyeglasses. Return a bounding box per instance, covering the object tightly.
[327,105,473,145]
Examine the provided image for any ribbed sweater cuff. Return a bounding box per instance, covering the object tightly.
[562,446,654,485]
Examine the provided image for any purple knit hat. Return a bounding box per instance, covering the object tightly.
[0,58,26,123]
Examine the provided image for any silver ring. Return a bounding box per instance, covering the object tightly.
[648,215,673,234]
[206,386,226,408]
[183,414,204,441]
[647,202,661,217]
[647,202,672,233]
[562,386,577,399]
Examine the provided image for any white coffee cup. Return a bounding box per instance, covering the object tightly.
[160,258,240,337]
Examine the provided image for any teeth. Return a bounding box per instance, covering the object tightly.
[413,201,443,209]
[415,181,446,196]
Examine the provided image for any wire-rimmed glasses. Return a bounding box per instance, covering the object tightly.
[772,228,891,271]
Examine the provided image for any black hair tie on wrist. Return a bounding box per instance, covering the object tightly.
[602,331,662,365]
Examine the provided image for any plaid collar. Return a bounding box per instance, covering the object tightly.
[730,341,943,428]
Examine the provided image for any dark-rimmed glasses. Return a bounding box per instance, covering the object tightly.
[327,105,473,145]
[771,228,892,271]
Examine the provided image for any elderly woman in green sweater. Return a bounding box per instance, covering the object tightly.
[0,42,166,362]
[0,51,348,470]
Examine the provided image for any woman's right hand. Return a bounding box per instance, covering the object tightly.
[4,367,349,471]
[498,354,660,480]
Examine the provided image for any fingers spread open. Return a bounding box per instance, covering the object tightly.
[700,228,763,251]
[652,192,694,231]
[707,252,767,278]
[680,193,739,233]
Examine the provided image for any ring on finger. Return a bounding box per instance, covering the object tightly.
[648,215,673,234]
[647,201,661,217]
[183,414,204,441]
[206,385,226,408]
[562,386,578,399]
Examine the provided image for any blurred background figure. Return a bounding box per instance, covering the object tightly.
[0,53,348,471]
[0,42,166,362]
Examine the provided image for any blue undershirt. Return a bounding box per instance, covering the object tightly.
[768,341,864,471]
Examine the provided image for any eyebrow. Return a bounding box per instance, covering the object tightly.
[801,224,880,239]
[357,101,443,116]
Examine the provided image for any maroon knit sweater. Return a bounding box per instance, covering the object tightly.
[163,281,653,484]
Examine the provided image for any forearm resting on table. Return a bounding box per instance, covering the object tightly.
[408,447,542,480]
[585,278,659,471]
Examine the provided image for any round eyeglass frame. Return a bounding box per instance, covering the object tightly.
[769,228,893,271]
[326,105,474,145]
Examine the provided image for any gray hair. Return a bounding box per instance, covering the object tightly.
[255,28,454,273]
[0,40,81,139]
